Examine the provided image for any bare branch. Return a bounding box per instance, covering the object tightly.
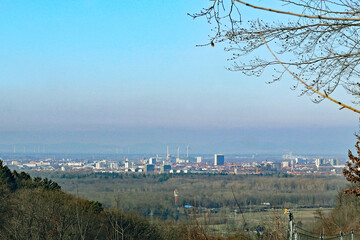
[235,0,360,21]
[193,0,360,106]
[257,20,360,114]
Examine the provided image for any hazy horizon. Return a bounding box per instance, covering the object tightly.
[0,126,356,155]
[0,0,358,155]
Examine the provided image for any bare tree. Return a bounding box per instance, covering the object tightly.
[343,139,360,196]
[191,0,360,113]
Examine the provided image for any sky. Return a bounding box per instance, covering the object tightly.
[0,0,358,154]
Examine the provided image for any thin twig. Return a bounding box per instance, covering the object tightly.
[231,187,250,238]
[236,0,360,21]
[257,19,360,114]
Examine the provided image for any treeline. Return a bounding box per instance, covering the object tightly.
[31,171,347,220]
[309,189,360,236]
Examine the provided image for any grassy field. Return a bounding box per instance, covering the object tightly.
[182,208,331,237]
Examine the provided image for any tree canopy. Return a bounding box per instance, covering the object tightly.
[0,161,166,240]
[192,0,360,113]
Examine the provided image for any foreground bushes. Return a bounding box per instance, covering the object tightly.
[0,160,163,240]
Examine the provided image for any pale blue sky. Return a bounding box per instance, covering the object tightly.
[0,0,358,153]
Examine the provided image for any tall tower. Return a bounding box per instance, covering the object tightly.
[214,154,225,166]
[186,145,189,162]
[174,189,179,206]
[167,146,170,161]
[176,146,180,163]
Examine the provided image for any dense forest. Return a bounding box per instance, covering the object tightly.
[31,171,347,219]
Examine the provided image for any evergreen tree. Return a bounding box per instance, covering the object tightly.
[0,160,16,191]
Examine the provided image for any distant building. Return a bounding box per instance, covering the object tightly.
[196,156,202,163]
[145,164,155,172]
[272,162,281,170]
[329,159,340,166]
[176,158,186,163]
[149,157,156,165]
[39,161,51,166]
[281,161,290,168]
[95,161,106,169]
[24,163,37,168]
[214,154,224,166]
[315,158,326,168]
[295,158,307,164]
[160,165,171,173]
[110,162,119,169]
[67,162,83,167]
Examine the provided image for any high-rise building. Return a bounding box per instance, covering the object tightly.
[196,156,202,163]
[315,158,327,168]
[149,157,156,165]
[214,154,224,166]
